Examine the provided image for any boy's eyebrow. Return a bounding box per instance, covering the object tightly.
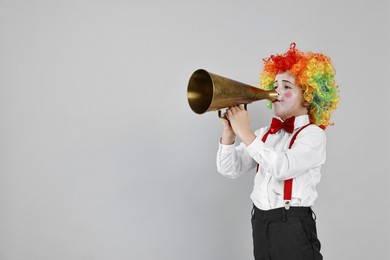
[274,80,293,84]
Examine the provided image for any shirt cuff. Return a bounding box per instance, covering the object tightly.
[218,139,236,152]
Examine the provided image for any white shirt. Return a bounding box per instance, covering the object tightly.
[216,115,326,210]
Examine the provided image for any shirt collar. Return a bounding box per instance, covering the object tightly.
[293,115,310,129]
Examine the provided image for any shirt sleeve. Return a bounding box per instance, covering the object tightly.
[216,135,261,179]
[246,125,326,181]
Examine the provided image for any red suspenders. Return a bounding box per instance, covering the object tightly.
[259,123,311,210]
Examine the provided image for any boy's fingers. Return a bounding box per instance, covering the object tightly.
[230,106,240,113]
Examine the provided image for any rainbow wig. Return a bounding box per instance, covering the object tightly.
[260,43,339,129]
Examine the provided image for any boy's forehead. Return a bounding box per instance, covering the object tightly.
[275,71,296,84]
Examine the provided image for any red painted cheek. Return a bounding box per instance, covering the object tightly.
[284,92,292,98]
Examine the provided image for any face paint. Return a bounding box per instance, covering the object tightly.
[272,71,308,120]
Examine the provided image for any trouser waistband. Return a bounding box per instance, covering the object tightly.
[251,204,316,222]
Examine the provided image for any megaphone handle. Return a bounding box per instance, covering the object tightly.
[218,110,225,119]
[218,104,248,119]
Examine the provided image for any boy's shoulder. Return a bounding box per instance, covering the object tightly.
[297,124,326,141]
[300,124,325,133]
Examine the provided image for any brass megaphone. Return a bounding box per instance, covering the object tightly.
[187,69,278,117]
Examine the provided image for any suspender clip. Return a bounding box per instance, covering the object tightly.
[284,200,290,210]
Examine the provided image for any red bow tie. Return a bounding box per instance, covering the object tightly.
[269,117,295,134]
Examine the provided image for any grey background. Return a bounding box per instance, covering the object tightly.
[0,0,389,259]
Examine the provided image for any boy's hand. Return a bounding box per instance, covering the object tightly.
[220,117,235,145]
[226,106,256,146]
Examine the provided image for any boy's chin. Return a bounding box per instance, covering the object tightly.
[273,112,293,120]
[272,109,287,119]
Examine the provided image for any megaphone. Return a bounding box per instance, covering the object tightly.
[187,69,278,116]
[187,69,278,117]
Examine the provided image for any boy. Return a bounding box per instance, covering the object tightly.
[216,43,339,260]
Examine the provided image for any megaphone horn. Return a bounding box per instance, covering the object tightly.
[187,69,278,116]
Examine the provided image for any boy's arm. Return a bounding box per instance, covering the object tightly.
[216,141,257,179]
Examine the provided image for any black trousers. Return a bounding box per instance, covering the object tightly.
[251,205,322,260]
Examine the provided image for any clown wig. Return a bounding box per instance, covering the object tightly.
[260,43,339,129]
